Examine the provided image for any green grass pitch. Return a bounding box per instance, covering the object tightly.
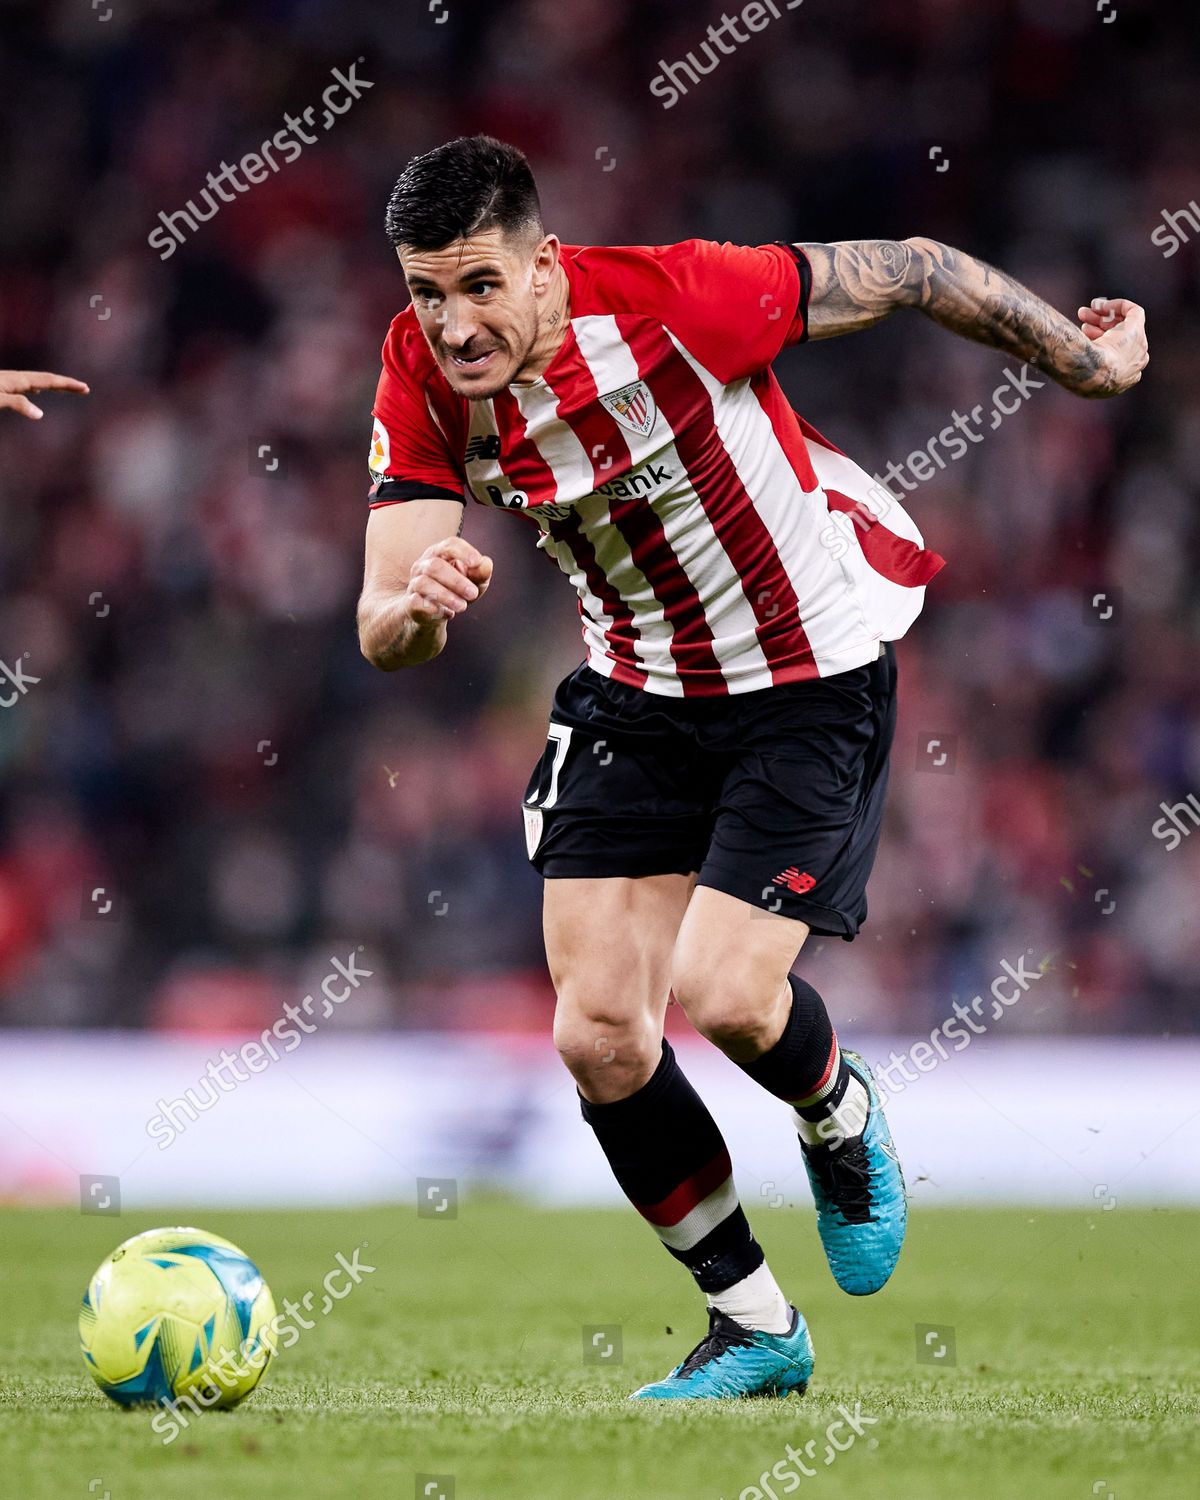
[1,1201,1197,1499]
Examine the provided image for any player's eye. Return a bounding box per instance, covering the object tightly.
[470,281,496,298]
[413,289,443,307]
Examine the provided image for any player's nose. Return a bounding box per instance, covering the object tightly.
[440,299,479,350]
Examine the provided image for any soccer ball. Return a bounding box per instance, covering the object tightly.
[79,1226,276,1410]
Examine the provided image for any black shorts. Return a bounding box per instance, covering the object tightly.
[520,645,897,939]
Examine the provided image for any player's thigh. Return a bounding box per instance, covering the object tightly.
[522,662,716,884]
[697,646,897,945]
[544,872,696,1091]
[670,884,810,1038]
[673,647,896,1033]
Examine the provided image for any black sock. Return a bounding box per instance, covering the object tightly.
[579,1040,764,1293]
[735,974,849,1116]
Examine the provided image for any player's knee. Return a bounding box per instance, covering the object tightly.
[551,1005,626,1071]
[671,954,777,1051]
[552,992,661,1098]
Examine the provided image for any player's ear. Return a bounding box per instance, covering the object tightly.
[530,232,560,294]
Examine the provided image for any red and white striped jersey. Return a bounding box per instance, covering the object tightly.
[368,239,945,698]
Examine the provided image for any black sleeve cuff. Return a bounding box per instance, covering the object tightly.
[772,241,812,344]
[369,478,466,506]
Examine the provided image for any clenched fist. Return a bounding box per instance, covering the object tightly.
[405,537,494,625]
[1075,299,1148,397]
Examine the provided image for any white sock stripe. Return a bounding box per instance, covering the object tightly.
[790,1043,843,1109]
[792,1068,841,1109]
[652,1175,741,1253]
[794,1072,871,1147]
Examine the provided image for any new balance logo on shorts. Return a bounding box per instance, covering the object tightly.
[773,866,816,895]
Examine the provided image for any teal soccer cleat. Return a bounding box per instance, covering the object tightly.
[629,1306,813,1400]
[801,1050,907,1296]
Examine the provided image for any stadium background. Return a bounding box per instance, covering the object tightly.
[0,0,1198,1211]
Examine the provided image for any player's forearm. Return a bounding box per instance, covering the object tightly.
[899,237,1117,397]
[357,592,447,671]
[801,238,1121,398]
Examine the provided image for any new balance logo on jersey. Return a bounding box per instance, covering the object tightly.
[599,381,657,437]
[465,433,502,463]
[773,866,816,894]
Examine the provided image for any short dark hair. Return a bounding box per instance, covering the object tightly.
[385,135,543,252]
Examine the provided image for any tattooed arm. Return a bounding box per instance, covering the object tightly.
[795,238,1148,399]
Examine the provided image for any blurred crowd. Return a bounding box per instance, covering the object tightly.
[0,0,1197,1036]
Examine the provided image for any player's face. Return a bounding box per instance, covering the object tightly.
[399,228,557,400]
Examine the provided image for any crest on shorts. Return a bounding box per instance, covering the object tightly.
[522,804,544,859]
[599,381,657,438]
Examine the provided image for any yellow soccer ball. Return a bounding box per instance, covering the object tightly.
[79,1226,276,1410]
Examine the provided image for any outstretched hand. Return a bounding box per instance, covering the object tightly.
[0,369,90,419]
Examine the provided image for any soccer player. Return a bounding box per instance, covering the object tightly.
[0,368,89,419]
[357,137,1148,1399]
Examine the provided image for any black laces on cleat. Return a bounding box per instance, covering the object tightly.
[675,1309,757,1378]
[805,1136,876,1224]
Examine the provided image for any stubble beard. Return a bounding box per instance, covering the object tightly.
[453,322,539,401]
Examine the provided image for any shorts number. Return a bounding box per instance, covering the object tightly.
[528,723,573,810]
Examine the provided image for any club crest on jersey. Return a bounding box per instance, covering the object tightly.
[599,381,657,438]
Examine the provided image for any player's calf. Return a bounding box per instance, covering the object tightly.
[578,1038,812,1399]
[682,963,907,1296]
[547,877,810,1396]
